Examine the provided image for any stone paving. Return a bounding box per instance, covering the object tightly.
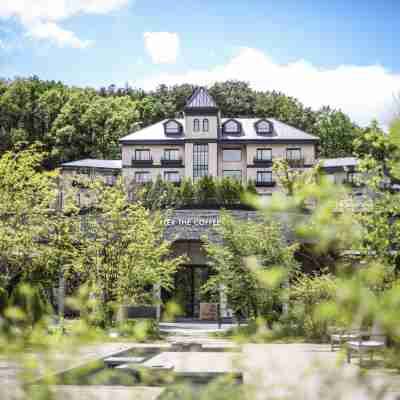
[2,326,400,400]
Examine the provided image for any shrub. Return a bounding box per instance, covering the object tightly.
[216,177,242,206]
[195,176,217,206]
[288,272,338,340]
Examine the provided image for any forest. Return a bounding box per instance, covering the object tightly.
[0,76,374,169]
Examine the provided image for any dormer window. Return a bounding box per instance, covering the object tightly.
[255,119,273,135]
[222,119,241,135]
[163,119,182,135]
[203,119,209,132]
[193,119,200,132]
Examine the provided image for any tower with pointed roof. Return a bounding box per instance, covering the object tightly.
[184,87,219,140]
[183,87,220,178]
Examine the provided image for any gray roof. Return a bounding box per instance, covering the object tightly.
[61,159,122,169]
[320,157,358,168]
[185,87,217,109]
[220,118,319,141]
[120,118,319,143]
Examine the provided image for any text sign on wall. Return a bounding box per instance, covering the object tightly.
[165,216,220,226]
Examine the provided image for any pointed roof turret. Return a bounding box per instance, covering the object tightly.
[184,87,218,111]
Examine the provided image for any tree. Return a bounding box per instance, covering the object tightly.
[312,106,360,158]
[202,212,299,320]
[273,159,322,197]
[80,179,185,326]
[0,146,58,293]
[353,119,400,270]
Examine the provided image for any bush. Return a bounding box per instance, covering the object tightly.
[288,272,338,340]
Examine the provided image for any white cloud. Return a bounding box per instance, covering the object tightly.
[26,21,92,48]
[144,32,180,64]
[138,47,400,127]
[0,0,130,48]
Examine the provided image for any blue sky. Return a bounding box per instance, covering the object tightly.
[1,0,400,126]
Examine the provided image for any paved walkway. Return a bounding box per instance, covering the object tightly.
[242,344,400,400]
[159,321,239,336]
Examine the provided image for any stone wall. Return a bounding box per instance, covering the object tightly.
[163,209,297,244]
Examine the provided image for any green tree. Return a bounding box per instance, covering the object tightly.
[312,106,359,158]
[80,179,185,326]
[202,212,299,320]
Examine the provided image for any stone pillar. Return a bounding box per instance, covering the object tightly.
[58,274,65,322]
[282,280,289,315]
[208,142,218,178]
[184,142,193,179]
[153,283,161,321]
[219,284,229,318]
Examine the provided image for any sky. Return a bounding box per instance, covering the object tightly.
[1,0,400,127]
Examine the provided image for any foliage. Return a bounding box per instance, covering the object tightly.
[312,106,360,158]
[134,175,252,209]
[288,272,338,339]
[79,179,186,326]
[0,146,60,292]
[202,212,299,321]
[272,159,322,197]
[0,77,365,167]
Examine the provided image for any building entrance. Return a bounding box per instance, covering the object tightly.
[172,265,212,318]
[162,240,213,319]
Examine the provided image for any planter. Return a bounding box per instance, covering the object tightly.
[117,305,157,321]
[199,303,218,321]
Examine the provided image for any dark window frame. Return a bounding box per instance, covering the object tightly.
[256,170,273,183]
[255,119,273,134]
[164,170,181,183]
[193,143,208,180]
[256,148,272,161]
[135,171,151,183]
[135,149,151,161]
[164,120,181,134]
[163,148,180,161]
[202,118,209,132]
[222,119,242,134]
[193,118,200,132]
[286,148,302,160]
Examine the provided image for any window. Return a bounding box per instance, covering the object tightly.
[164,120,181,134]
[257,170,273,183]
[256,148,272,161]
[193,144,208,180]
[135,149,151,161]
[223,170,242,181]
[135,171,151,183]
[193,119,200,132]
[223,119,241,134]
[223,149,242,162]
[202,119,209,132]
[286,148,302,160]
[164,171,180,183]
[163,149,179,161]
[255,120,272,134]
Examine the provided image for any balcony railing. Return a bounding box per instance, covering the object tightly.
[161,157,183,167]
[255,180,276,187]
[131,157,153,166]
[285,157,305,168]
[253,157,273,166]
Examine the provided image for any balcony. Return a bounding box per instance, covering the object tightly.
[286,157,305,168]
[253,157,273,167]
[255,180,276,187]
[131,157,153,167]
[161,157,183,167]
